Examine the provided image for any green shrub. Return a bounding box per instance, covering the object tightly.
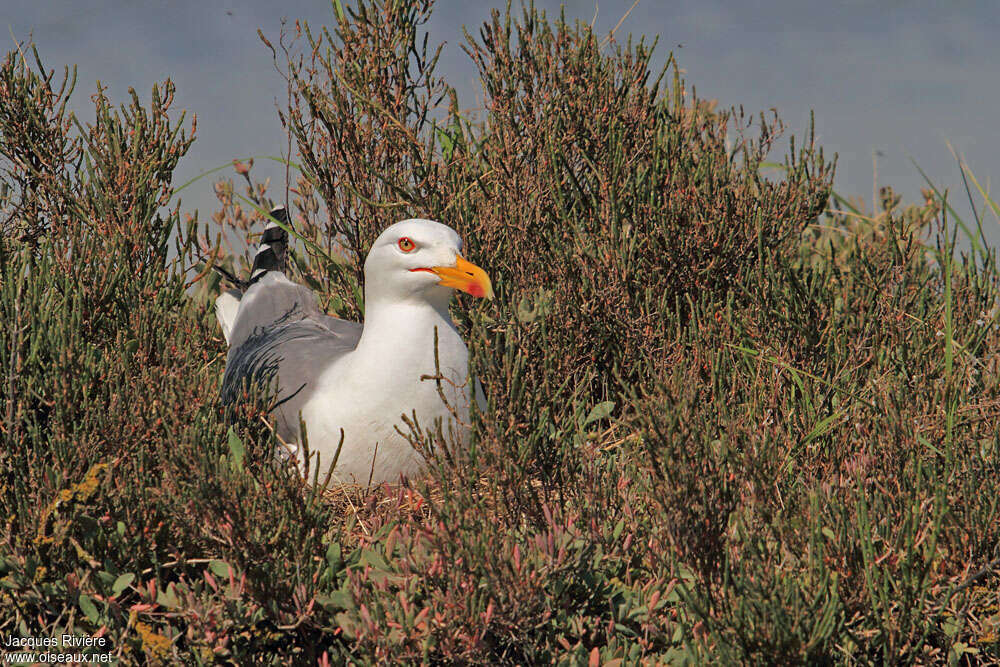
[1,2,998,664]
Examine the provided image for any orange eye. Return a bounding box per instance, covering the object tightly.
[398,237,416,252]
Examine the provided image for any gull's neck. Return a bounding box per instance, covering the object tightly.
[355,297,460,359]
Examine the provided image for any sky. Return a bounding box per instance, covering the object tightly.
[5,1,999,243]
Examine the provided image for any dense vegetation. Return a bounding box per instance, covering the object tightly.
[1,1,998,663]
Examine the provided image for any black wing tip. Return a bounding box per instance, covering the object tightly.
[210,205,293,290]
[269,205,289,224]
[250,205,293,281]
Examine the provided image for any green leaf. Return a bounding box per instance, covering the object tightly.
[942,615,961,638]
[916,433,943,457]
[332,0,346,22]
[156,585,179,608]
[112,573,134,597]
[227,427,245,470]
[317,590,354,611]
[612,519,625,541]
[325,542,343,573]
[584,401,615,426]
[436,127,454,156]
[78,594,99,623]
[359,549,390,572]
[802,409,845,446]
[209,560,232,577]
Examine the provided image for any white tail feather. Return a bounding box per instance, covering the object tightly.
[215,289,242,345]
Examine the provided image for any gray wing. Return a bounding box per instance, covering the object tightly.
[220,272,362,442]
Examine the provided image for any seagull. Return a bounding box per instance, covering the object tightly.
[214,207,492,485]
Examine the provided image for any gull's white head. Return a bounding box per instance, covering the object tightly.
[363,219,493,307]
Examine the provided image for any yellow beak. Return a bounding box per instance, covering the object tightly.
[429,254,494,299]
